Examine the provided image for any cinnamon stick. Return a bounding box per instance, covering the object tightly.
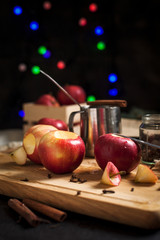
[8,198,49,227]
[86,100,127,107]
[23,198,67,222]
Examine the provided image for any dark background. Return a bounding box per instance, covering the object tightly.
[1,0,160,129]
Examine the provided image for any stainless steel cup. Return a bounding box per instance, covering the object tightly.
[69,104,122,157]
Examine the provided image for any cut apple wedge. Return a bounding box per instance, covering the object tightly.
[10,146,27,165]
[101,161,122,186]
[134,164,158,184]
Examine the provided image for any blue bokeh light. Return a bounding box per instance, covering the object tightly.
[108,88,118,96]
[108,73,118,83]
[43,50,51,58]
[30,21,39,30]
[13,6,23,15]
[94,26,104,35]
[18,110,25,118]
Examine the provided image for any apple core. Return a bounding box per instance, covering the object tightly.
[23,133,36,154]
[54,131,78,139]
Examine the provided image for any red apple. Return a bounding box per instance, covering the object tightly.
[35,94,60,107]
[94,133,141,173]
[23,124,57,164]
[38,118,68,131]
[57,85,86,105]
[101,161,121,186]
[38,130,85,173]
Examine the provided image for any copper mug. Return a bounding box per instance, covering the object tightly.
[69,100,127,157]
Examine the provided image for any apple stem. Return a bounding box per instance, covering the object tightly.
[110,171,126,178]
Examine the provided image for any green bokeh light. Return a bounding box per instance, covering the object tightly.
[87,95,96,101]
[31,65,40,75]
[97,41,106,50]
[38,46,47,55]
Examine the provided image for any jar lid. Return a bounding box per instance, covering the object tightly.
[142,114,160,124]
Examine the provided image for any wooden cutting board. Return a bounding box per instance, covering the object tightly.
[0,152,160,229]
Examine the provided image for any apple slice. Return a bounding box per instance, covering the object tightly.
[135,164,158,183]
[101,161,122,186]
[10,146,27,165]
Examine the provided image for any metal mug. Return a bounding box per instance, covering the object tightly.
[69,104,122,157]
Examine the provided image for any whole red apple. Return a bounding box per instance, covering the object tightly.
[23,124,57,164]
[57,85,86,105]
[94,133,141,173]
[38,130,85,174]
[38,118,68,131]
[35,94,59,107]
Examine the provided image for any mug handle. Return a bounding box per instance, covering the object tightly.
[68,110,84,132]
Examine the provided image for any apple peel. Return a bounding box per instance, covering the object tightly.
[134,164,158,184]
[101,161,123,186]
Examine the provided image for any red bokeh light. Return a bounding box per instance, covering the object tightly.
[57,61,66,69]
[89,3,98,12]
[78,17,87,26]
[43,1,52,10]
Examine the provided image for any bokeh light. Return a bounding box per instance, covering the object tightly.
[87,95,96,101]
[108,73,118,83]
[31,65,40,75]
[13,6,23,15]
[108,88,118,96]
[30,21,39,30]
[43,50,51,58]
[89,3,98,12]
[18,63,27,72]
[43,1,52,10]
[57,61,66,69]
[38,46,47,55]
[18,110,25,118]
[97,41,106,50]
[94,26,104,35]
[78,18,87,27]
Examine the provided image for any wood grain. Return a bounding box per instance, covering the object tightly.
[0,152,160,229]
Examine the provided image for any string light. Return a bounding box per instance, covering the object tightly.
[89,3,98,12]
[13,6,23,15]
[43,1,52,10]
[38,46,47,55]
[87,95,96,101]
[97,41,106,50]
[57,61,66,69]
[78,18,87,27]
[30,21,39,30]
[108,73,118,83]
[94,26,104,35]
[109,88,118,96]
[31,65,40,75]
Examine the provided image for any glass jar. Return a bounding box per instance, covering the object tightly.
[139,114,160,163]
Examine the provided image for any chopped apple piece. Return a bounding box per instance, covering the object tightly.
[101,161,121,186]
[135,164,158,184]
[10,146,27,165]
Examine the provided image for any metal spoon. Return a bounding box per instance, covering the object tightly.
[116,134,160,150]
